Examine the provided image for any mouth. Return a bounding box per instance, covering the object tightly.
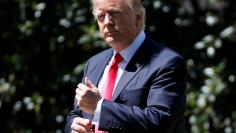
[105,31,117,36]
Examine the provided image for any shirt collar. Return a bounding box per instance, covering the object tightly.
[114,31,146,64]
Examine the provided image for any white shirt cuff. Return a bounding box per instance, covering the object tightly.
[92,98,104,126]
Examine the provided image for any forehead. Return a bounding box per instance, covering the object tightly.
[93,0,132,13]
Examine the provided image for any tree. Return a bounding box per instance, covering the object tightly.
[0,0,235,132]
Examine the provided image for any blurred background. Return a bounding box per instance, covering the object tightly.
[0,0,236,132]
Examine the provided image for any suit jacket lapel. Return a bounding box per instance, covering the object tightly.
[112,38,152,101]
[90,49,113,86]
[112,62,144,101]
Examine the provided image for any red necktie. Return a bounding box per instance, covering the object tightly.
[101,53,123,100]
[95,53,123,133]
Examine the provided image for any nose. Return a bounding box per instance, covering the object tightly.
[104,13,113,25]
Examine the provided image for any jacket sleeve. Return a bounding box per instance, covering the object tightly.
[64,99,83,133]
[64,61,90,133]
[98,56,187,133]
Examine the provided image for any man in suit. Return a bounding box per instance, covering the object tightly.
[65,0,187,132]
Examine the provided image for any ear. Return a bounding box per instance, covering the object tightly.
[136,13,142,21]
[135,13,142,27]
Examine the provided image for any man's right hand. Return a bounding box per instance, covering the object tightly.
[71,117,94,133]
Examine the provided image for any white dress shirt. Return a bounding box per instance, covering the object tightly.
[92,31,146,125]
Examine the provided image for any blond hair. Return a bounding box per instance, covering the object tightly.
[91,0,146,30]
[130,0,146,30]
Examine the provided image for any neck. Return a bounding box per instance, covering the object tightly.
[112,29,143,52]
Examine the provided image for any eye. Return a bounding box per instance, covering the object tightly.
[97,14,105,21]
[110,12,121,18]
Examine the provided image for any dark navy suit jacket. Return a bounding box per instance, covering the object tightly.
[65,37,187,133]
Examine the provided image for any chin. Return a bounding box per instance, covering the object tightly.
[105,37,115,43]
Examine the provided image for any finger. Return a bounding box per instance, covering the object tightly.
[75,90,85,103]
[72,119,93,133]
[77,83,90,92]
[71,122,89,133]
[74,117,93,128]
[77,83,86,89]
[75,94,80,107]
[85,77,96,89]
[85,79,99,93]
[75,94,81,101]
[76,88,84,95]
[71,130,79,133]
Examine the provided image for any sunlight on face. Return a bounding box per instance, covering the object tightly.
[93,0,139,51]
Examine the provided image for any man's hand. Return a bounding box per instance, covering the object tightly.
[75,78,102,115]
[71,117,94,133]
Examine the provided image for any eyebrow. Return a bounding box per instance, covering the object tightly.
[96,7,122,14]
[107,7,122,12]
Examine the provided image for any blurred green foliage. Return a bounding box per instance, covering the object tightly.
[0,0,236,132]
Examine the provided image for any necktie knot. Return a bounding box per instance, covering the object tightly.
[113,53,123,64]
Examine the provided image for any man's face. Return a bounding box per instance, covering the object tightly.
[93,0,139,51]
